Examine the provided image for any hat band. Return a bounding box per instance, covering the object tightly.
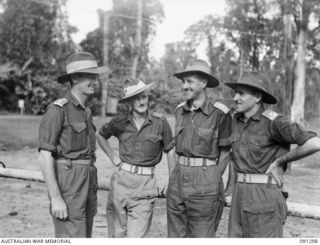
[66,60,98,73]
[124,82,146,96]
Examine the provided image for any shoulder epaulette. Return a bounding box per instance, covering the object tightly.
[175,101,186,110]
[53,98,68,107]
[262,109,279,121]
[213,102,229,114]
[152,112,164,119]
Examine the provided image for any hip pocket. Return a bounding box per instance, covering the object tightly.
[243,204,281,237]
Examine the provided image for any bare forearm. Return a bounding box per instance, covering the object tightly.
[96,133,119,166]
[218,149,231,174]
[277,137,320,166]
[167,148,176,176]
[39,150,62,200]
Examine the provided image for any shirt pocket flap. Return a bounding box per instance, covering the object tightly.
[247,135,269,146]
[198,128,215,140]
[146,134,162,143]
[71,122,87,133]
[243,204,275,215]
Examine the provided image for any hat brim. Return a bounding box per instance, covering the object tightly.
[174,70,220,88]
[57,66,111,83]
[225,82,277,104]
[119,83,156,103]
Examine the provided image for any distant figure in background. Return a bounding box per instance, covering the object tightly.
[38,52,110,237]
[18,99,25,115]
[167,59,232,237]
[97,79,175,237]
[225,71,320,237]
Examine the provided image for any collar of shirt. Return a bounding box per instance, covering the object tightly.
[125,111,153,126]
[182,96,210,115]
[66,92,86,110]
[235,105,265,123]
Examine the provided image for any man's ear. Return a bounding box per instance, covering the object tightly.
[201,79,208,89]
[255,92,263,104]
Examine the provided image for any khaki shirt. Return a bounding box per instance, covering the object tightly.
[174,97,232,160]
[38,92,96,159]
[227,106,317,174]
[99,112,174,167]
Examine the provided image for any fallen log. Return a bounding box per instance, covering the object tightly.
[1,167,320,220]
[0,167,110,191]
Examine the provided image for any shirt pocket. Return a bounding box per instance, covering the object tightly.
[195,128,218,155]
[145,134,162,158]
[68,121,88,152]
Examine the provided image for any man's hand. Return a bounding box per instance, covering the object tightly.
[157,183,167,198]
[266,160,284,188]
[51,197,68,220]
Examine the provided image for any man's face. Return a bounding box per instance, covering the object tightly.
[129,91,149,114]
[233,85,261,114]
[73,73,99,95]
[181,74,206,101]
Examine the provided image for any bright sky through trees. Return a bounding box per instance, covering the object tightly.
[67,0,226,59]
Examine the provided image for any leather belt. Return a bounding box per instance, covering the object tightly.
[120,162,154,175]
[237,173,277,185]
[56,158,95,166]
[178,156,217,167]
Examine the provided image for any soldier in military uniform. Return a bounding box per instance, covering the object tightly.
[224,71,320,237]
[97,79,175,238]
[166,59,232,237]
[38,52,110,237]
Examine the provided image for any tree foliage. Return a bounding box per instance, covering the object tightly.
[0,0,76,114]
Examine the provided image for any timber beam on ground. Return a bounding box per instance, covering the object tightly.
[1,166,320,220]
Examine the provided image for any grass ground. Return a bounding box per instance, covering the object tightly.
[1,115,320,237]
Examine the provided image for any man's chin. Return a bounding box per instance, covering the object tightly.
[136,108,147,114]
[234,107,244,113]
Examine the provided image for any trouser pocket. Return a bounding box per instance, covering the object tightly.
[243,204,281,237]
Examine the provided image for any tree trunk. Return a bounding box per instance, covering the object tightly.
[101,11,110,117]
[291,22,307,123]
[131,0,143,79]
[283,0,293,116]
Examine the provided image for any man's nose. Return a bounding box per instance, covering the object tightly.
[233,93,240,101]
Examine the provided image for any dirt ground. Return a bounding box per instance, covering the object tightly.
[1,147,320,238]
[1,177,320,238]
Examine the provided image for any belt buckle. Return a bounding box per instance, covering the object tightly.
[243,173,247,183]
[134,166,139,174]
[186,158,191,166]
[202,158,207,170]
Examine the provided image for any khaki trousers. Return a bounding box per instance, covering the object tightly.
[52,163,98,238]
[106,168,158,238]
[166,164,225,237]
[228,182,287,237]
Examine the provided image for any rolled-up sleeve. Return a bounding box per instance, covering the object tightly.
[218,112,232,148]
[99,117,118,140]
[271,116,317,146]
[162,117,174,153]
[38,105,63,152]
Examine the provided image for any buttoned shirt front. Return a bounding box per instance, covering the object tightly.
[174,97,232,160]
[39,92,96,159]
[99,112,174,167]
[228,106,317,174]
